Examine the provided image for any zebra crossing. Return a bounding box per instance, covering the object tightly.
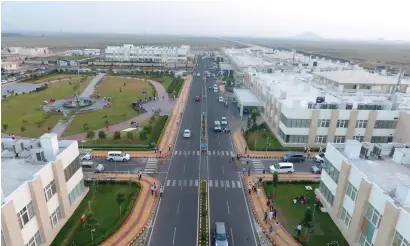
[173,150,235,156]
[252,159,265,173]
[164,179,242,189]
[143,158,158,174]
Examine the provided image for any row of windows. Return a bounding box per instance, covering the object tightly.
[346,182,358,202]
[322,158,340,183]
[279,129,309,143]
[50,206,62,228]
[340,207,352,228]
[69,179,85,205]
[365,203,382,228]
[17,201,35,229]
[337,120,349,128]
[64,156,81,182]
[318,119,330,128]
[356,120,368,128]
[358,233,374,246]
[280,113,311,128]
[316,135,327,143]
[44,180,57,202]
[319,180,334,206]
[393,230,410,246]
[25,231,42,246]
[374,120,398,129]
[371,136,393,143]
[333,136,346,143]
[353,135,364,142]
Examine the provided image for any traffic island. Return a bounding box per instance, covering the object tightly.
[200,112,208,154]
[199,180,209,246]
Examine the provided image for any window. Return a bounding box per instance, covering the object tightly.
[44,180,57,202]
[354,136,364,142]
[340,208,352,228]
[392,231,410,246]
[374,120,398,129]
[17,202,35,229]
[356,120,368,128]
[336,120,349,128]
[322,158,340,183]
[318,119,330,127]
[64,156,81,181]
[358,233,374,246]
[288,135,309,143]
[346,182,358,201]
[280,113,311,128]
[50,206,61,228]
[365,203,382,228]
[68,179,85,205]
[316,135,327,143]
[333,135,346,143]
[319,180,334,206]
[25,231,42,246]
[371,136,393,143]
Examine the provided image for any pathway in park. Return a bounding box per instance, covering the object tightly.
[50,73,106,137]
[62,77,175,141]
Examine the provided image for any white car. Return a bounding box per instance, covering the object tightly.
[221,117,228,126]
[81,153,92,161]
[315,153,325,163]
[214,88,219,92]
[107,151,130,162]
[218,97,224,103]
[183,129,191,138]
[269,163,294,174]
[197,73,200,77]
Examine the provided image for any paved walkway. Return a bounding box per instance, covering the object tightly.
[84,173,159,246]
[245,174,320,246]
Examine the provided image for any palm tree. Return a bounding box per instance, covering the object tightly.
[116,193,126,218]
[83,212,100,242]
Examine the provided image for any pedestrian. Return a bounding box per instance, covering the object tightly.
[273,208,277,219]
[319,146,323,153]
[256,187,261,198]
[259,177,263,184]
[245,146,248,153]
[248,167,251,176]
[168,145,171,151]
[150,184,155,195]
[274,221,280,233]
[266,200,270,208]
[296,223,302,237]
[159,148,162,155]
[160,185,163,198]
[138,170,142,181]
[152,106,155,111]
[248,184,252,195]
[264,210,268,223]
[268,211,273,222]
[242,167,246,174]
[262,169,266,174]
[154,148,157,153]
[269,225,273,234]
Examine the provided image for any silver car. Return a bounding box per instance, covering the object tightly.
[213,222,229,246]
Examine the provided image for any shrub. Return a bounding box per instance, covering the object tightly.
[139,130,148,141]
[98,130,106,139]
[126,131,134,140]
[143,125,152,134]
[86,131,95,139]
[113,131,121,140]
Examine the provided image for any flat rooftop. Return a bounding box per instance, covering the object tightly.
[333,143,410,212]
[313,69,409,85]
[251,71,410,110]
[1,137,74,197]
[233,88,263,107]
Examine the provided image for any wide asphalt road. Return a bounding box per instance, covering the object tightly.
[204,57,258,246]
[147,56,204,246]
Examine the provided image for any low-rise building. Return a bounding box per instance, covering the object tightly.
[1,133,88,246]
[104,44,190,63]
[65,49,101,56]
[316,140,410,246]
[7,47,52,58]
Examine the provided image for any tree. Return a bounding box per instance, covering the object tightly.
[139,130,148,141]
[113,131,121,140]
[86,131,95,139]
[143,125,152,134]
[246,116,252,129]
[98,130,106,139]
[83,123,89,131]
[251,109,257,128]
[116,193,126,218]
[302,206,314,236]
[3,124,8,131]
[20,126,26,133]
[273,171,279,188]
[126,131,134,140]
[83,212,100,242]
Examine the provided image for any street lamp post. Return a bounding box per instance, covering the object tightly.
[91,228,96,242]
[81,140,86,153]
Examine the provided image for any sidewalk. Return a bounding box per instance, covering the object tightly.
[86,173,159,246]
[244,174,320,246]
[232,131,318,159]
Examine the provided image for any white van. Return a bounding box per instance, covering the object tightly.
[81,161,104,173]
[107,151,131,162]
[269,162,294,174]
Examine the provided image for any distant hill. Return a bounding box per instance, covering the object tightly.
[1,32,24,37]
[292,31,322,40]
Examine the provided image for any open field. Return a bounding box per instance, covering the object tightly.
[25,74,82,83]
[51,182,140,246]
[64,76,154,136]
[2,34,238,52]
[2,77,92,137]
[233,37,410,72]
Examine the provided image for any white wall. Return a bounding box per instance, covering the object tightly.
[354,128,366,136]
[395,209,410,241]
[279,123,310,135]
[338,110,352,120]
[325,143,347,171]
[372,129,396,136]
[21,217,39,245]
[321,171,337,195]
[335,128,348,136]
[343,194,356,215]
[357,110,371,120]
[34,163,54,188]
[47,193,60,215]
[66,169,84,194]
[348,165,363,189]
[7,183,32,213]
[280,105,312,119]
[318,110,332,119]
[58,142,79,169]
[376,110,400,120]
[368,185,389,214]
[316,128,330,135]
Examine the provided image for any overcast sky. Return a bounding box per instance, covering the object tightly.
[2,0,410,40]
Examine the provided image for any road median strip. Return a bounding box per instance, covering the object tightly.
[198,180,208,246]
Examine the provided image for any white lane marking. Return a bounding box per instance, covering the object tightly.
[227,201,230,214]
[184,180,187,186]
[189,180,193,186]
[172,180,176,187]
[232,180,236,188]
[226,181,230,188]
[220,180,224,187]
[167,180,171,186]
[177,201,180,215]
[231,228,235,246]
[209,180,213,187]
[215,180,218,187]
[237,181,242,188]
[195,180,199,186]
[172,227,177,245]
[222,165,225,174]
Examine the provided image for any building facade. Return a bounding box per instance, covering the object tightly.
[65,49,101,56]
[243,68,410,147]
[1,133,88,246]
[315,140,410,246]
[104,44,190,63]
[7,47,52,58]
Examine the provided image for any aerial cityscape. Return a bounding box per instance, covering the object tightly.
[1,1,410,246]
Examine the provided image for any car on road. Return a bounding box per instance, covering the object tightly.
[213,222,229,246]
[197,73,200,77]
[81,161,104,173]
[214,88,219,92]
[80,152,92,161]
[269,162,295,174]
[214,121,222,132]
[221,117,228,126]
[183,129,191,138]
[314,153,325,163]
[281,152,306,162]
[107,151,131,162]
[195,96,201,101]
[311,163,323,174]
[218,96,224,103]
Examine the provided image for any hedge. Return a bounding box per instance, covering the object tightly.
[199,181,208,246]
[149,115,168,145]
[156,114,171,146]
[264,180,320,185]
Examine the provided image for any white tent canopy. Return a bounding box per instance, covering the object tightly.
[233,88,263,118]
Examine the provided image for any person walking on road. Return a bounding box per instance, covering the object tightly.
[248,184,252,195]
[150,184,155,195]
[248,167,251,176]
[160,185,163,198]
[296,223,302,237]
[256,187,261,198]
[274,221,280,233]
[268,210,274,222]
[242,167,246,174]
[273,208,277,219]
[264,210,268,223]
[263,169,266,174]
[138,170,142,181]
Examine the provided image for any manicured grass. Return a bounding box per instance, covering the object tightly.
[51,181,140,246]
[25,74,82,84]
[64,76,154,136]
[2,77,92,137]
[263,182,348,246]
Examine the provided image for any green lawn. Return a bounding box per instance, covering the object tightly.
[25,74,82,84]
[51,181,140,246]
[263,182,348,246]
[2,77,92,137]
[64,76,154,136]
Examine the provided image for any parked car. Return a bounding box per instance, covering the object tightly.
[81,162,104,173]
[197,73,200,77]
[281,152,306,162]
[213,222,229,246]
[270,162,295,173]
[315,153,325,163]
[311,163,323,174]
[107,151,130,162]
[218,97,224,103]
[183,129,191,138]
[214,121,222,132]
[195,96,201,102]
[80,152,92,161]
[221,117,228,126]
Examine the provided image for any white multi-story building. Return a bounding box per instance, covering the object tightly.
[65,49,101,56]
[104,44,190,63]
[316,140,410,246]
[240,68,410,147]
[7,47,52,58]
[1,133,88,246]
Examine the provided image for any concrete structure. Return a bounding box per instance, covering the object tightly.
[57,60,79,67]
[65,49,101,56]
[316,140,410,246]
[1,133,88,246]
[6,47,52,58]
[243,68,410,147]
[1,49,22,71]
[104,44,190,63]
[233,88,263,118]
